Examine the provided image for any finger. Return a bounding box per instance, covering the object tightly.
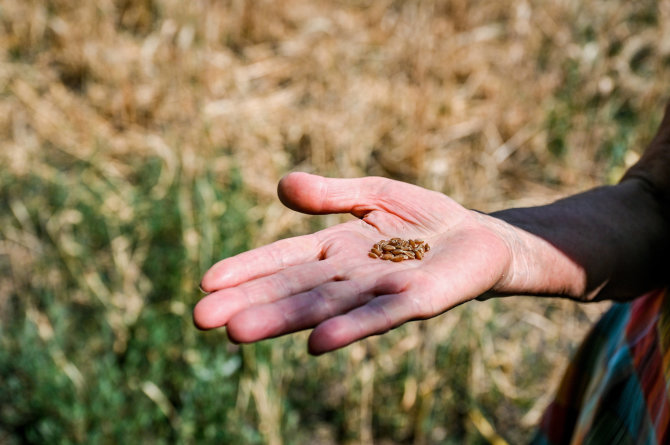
[307,291,426,355]
[226,278,377,343]
[200,233,322,292]
[278,172,381,216]
[278,172,457,227]
[193,259,338,330]
[306,267,460,355]
[278,171,424,217]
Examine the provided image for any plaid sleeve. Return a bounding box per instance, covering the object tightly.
[531,287,670,445]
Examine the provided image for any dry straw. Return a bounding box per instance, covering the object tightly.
[1,0,669,443]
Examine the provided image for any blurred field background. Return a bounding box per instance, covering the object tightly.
[1,0,669,443]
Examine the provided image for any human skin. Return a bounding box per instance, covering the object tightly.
[194,106,670,355]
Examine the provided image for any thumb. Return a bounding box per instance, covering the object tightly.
[277,172,389,217]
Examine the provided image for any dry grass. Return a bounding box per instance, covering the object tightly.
[1,0,669,443]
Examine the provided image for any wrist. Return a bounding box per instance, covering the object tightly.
[489,216,587,299]
[487,180,670,301]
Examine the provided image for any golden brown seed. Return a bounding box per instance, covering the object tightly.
[370,238,428,261]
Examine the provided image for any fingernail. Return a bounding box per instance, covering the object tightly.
[198,282,207,294]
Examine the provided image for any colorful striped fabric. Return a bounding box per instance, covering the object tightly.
[532,287,670,445]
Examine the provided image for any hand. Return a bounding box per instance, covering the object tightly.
[193,172,578,354]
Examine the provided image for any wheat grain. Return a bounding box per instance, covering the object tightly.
[369,239,430,262]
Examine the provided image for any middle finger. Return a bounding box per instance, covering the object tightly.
[226,277,378,343]
[193,258,340,329]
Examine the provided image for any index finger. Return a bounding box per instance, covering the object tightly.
[200,233,322,292]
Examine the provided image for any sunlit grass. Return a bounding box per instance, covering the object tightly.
[1,0,668,443]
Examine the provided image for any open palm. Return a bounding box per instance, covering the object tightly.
[194,172,514,354]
